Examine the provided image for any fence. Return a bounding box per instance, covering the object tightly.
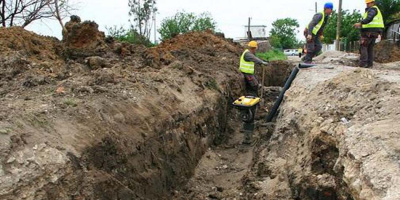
[322,40,360,53]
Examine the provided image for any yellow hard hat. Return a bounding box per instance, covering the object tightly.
[365,0,374,3]
[248,41,258,48]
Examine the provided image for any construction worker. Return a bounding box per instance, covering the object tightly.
[354,0,384,68]
[298,47,303,58]
[239,41,268,97]
[303,2,333,63]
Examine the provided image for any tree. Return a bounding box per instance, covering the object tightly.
[375,0,400,24]
[0,0,72,28]
[49,0,72,35]
[128,0,157,39]
[269,18,299,49]
[323,9,362,44]
[158,11,216,41]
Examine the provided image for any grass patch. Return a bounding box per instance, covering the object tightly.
[0,128,10,135]
[63,98,78,107]
[256,49,287,61]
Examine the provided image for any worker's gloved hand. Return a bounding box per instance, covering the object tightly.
[319,35,324,41]
[354,23,362,28]
[306,34,313,41]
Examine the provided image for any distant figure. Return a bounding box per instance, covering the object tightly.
[303,2,333,63]
[239,41,268,96]
[354,0,384,68]
[298,47,303,58]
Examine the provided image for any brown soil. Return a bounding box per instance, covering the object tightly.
[0,17,292,200]
[375,40,400,63]
[6,15,399,200]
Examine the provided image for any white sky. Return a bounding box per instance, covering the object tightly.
[26,0,366,42]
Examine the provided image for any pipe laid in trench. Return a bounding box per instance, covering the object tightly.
[265,63,316,122]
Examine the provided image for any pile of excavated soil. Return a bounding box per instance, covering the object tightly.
[314,51,359,66]
[144,31,241,67]
[0,27,62,61]
[374,40,400,63]
[0,19,249,199]
[243,66,400,199]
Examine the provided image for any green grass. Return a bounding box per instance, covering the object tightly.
[63,98,78,107]
[256,49,287,61]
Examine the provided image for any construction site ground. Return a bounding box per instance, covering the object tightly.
[1,19,400,200]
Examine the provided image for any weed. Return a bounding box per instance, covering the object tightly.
[63,98,78,107]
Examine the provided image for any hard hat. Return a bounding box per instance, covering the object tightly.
[365,0,375,3]
[248,41,258,48]
[324,2,334,10]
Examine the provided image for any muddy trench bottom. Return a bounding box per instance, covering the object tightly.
[172,88,278,200]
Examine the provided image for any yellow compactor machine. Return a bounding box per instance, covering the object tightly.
[232,96,260,123]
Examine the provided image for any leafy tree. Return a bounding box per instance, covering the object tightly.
[0,0,72,28]
[158,11,216,41]
[106,25,153,47]
[269,18,299,49]
[375,0,400,24]
[323,9,362,44]
[268,35,282,49]
[128,0,157,39]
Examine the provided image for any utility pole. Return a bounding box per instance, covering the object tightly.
[315,2,317,13]
[336,0,343,51]
[247,17,252,40]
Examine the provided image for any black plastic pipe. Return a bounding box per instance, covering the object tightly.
[298,63,317,68]
[265,66,300,122]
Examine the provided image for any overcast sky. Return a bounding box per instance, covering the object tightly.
[26,0,366,41]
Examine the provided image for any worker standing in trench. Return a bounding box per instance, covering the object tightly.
[354,0,384,68]
[303,2,334,64]
[238,41,268,144]
[239,41,268,97]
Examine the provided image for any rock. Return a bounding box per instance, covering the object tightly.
[85,56,108,70]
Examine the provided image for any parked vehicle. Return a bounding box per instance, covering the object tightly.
[283,49,299,56]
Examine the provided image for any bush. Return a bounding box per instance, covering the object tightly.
[106,26,154,47]
[158,11,216,41]
[256,49,287,61]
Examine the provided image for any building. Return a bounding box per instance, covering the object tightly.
[244,25,267,40]
[385,19,400,44]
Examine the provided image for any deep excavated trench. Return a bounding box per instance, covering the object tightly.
[169,61,356,200]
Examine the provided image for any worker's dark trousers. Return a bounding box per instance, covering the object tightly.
[304,36,322,62]
[242,73,258,97]
[359,36,376,68]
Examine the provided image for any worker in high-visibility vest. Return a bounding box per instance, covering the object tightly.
[239,41,268,96]
[354,0,384,68]
[303,2,333,63]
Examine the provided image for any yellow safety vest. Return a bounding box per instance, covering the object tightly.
[362,6,384,29]
[239,49,255,74]
[307,12,325,35]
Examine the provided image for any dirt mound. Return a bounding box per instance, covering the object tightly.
[144,31,241,67]
[375,40,400,63]
[0,27,62,61]
[314,50,359,66]
[245,66,400,199]
[0,24,247,199]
